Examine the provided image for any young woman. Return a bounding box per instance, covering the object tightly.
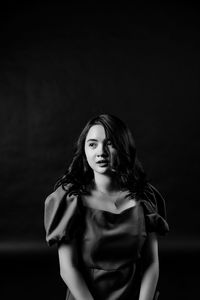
[44,114,169,300]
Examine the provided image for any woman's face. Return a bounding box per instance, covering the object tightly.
[84,125,117,175]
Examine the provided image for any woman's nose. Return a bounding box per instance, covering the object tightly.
[97,143,108,157]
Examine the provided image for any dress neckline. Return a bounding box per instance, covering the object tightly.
[81,189,137,215]
[82,202,137,215]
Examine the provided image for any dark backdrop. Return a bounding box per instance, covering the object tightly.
[0,3,199,300]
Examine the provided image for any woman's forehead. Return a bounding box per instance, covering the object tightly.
[86,124,108,141]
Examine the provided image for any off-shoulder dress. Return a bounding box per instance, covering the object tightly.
[44,183,169,300]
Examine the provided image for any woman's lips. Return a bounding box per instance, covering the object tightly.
[96,160,109,166]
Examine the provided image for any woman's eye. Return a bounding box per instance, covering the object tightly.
[89,143,97,148]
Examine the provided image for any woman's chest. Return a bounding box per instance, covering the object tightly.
[81,190,137,214]
[78,204,147,268]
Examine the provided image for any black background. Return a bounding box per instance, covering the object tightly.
[0,3,199,299]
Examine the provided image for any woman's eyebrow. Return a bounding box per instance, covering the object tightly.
[86,138,111,142]
[86,138,98,142]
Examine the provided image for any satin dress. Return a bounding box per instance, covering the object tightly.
[44,183,169,300]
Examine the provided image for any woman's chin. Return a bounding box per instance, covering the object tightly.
[95,165,110,174]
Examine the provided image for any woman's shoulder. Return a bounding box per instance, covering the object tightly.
[45,182,79,203]
[44,182,83,246]
[138,182,169,235]
[45,184,66,203]
[141,182,167,213]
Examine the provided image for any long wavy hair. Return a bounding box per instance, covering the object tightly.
[54,114,147,194]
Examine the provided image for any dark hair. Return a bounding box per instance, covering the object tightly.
[55,114,147,194]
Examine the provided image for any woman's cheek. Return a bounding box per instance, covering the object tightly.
[110,151,118,170]
[89,151,96,166]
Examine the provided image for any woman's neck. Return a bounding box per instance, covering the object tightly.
[93,172,117,193]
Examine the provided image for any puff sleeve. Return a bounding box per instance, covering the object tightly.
[44,184,83,246]
[140,183,169,235]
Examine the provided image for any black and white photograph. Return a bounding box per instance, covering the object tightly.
[1,3,199,300]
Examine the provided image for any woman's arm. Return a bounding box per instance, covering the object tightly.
[58,242,94,300]
[139,233,159,300]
